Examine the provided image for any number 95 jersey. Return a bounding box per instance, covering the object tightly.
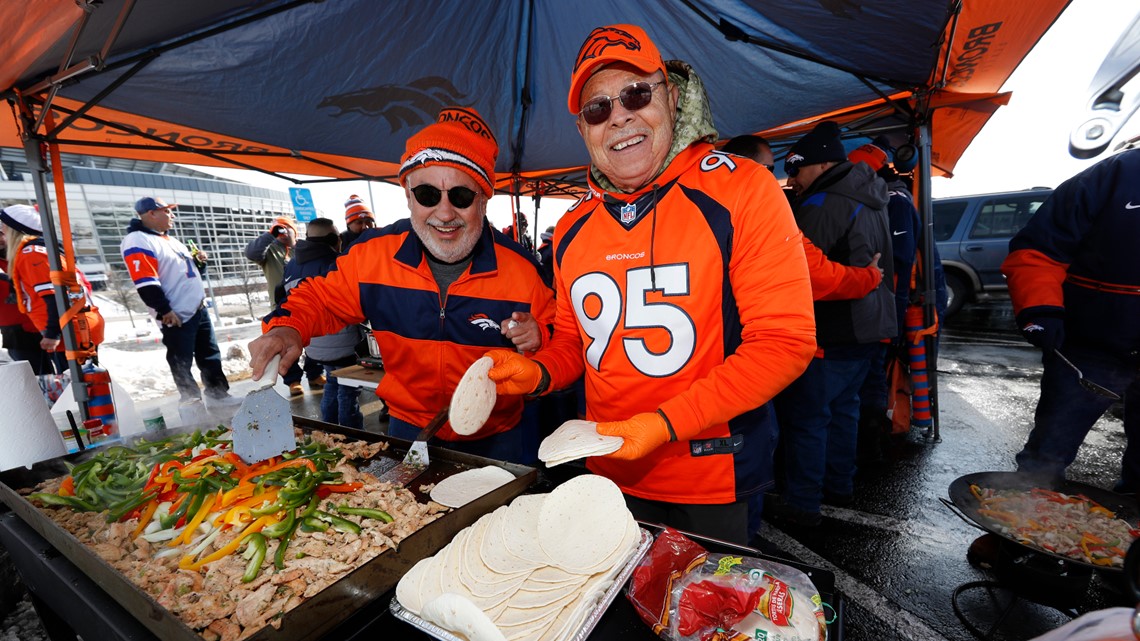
[535,143,817,504]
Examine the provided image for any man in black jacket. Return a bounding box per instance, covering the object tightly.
[772,121,896,528]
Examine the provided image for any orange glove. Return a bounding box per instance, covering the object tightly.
[486,349,548,396]
[595,411,676,460]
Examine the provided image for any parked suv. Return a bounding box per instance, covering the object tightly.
[933,187,1053,316]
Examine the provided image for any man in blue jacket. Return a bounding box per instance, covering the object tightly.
[1002,147,1140,492]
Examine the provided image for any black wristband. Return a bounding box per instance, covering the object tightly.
[527,362,551,398]
[658,409,678,441]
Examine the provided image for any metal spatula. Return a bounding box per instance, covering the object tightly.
[231,354,297,463]
[366,408,449,487]
[1054,349,1122,401]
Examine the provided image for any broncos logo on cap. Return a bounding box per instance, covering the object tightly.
[574,26,642,71]
[437,107,497,143]
[468,313,501,332]
[318,76,467,134]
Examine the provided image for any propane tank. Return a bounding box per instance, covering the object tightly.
[82,362,118,441]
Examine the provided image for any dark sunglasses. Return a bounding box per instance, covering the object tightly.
[410,184,478,209]
[578,80,665,126]
[785,165,800,178]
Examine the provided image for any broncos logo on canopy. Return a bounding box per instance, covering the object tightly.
[574,26,642,71]
[318,76,467,133]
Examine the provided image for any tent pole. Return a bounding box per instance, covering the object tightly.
[916,121,940,442]
[19,122,90,420]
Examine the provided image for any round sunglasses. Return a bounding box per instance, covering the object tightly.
[410,184,478,209]
[578,80,665,126]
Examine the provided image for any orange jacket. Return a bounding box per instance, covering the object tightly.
[265,221,555,440]
[9,237,103,350]
[536,144,816,503]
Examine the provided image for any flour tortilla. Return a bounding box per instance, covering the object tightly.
[450,356,497,435]
[537,474,629,571]
[538,420,623,466]
[431,465,516,508]
[499,494,552,565]
[420,593,507,641]
[395,557,432,614]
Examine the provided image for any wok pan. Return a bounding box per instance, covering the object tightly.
[943,471,1140,574]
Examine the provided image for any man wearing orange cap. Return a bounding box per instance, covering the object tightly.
[340,194,375,250]
[486,25,816,543]
[246,107,554,463]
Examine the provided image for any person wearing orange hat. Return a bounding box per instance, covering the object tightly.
[484,24,816,543]
[243,216,325,395]
[246,107,554,463]
[340,194,375,250]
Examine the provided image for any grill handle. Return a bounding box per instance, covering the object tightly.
[939,497,986,531]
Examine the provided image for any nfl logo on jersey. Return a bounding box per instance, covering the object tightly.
[620,203,636,224]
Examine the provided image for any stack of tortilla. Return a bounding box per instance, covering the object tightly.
[397,475,642,641]
[537,420,623,467]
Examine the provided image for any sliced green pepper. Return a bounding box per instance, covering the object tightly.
[262,508,295,538]
[336,505,393,523]
[313,510,362,535]
[242,533,267,582]
[300,516,329,533]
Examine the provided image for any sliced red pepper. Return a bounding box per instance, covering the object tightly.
[58,476,75,497]
[316,482,362,498]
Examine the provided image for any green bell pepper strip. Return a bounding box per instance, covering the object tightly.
[242,533,268,583]
[336,505,393,523]
[300,516,329,533]
[273,521,299,570]
[262,509,295,538]
[313,510,362,535]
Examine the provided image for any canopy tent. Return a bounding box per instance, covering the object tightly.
[2,0,1072,431]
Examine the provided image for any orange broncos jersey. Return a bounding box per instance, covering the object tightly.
[535,143,816,504]
[10,237,103,350]
[265,221,554,441]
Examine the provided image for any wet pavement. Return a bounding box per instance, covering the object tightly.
[754,297,1132,641]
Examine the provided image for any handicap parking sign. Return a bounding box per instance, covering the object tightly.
[289,187,318,222]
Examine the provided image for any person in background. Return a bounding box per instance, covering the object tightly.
[771,120,895,529]
[1002,147,1140,493]
[246,107,554,465]
[340,195,376,251]
[0,217,56,374]
[722,134,775,171]
[120,197,236,406]
[282,218,363,428]
[535,225,555,286]
[2,204,104,376]
[847,141,948,464]
[487,24,816,544]
[244,216,325,396]
[725,133,883,537]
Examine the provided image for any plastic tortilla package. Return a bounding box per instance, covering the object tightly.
[627,528,827,641]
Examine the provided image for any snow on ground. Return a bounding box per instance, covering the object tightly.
[92,292,268,402]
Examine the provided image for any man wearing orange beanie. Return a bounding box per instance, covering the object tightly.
[247,107,555,463]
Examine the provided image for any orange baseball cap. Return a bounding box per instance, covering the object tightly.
[568,24,667,115]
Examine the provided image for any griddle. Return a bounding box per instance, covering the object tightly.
[0,416,536,641]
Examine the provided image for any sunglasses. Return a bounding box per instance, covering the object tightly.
[578,80,665,126]
[410,184,478,209]
[785,165,800,178]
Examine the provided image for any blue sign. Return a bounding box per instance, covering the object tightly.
[289,187,318,222]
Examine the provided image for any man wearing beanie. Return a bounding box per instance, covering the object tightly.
[340,194,375,250]
[485,24,816,544]
[247,107,554,464]
[243,215,324,396]
[771,121,896,528]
